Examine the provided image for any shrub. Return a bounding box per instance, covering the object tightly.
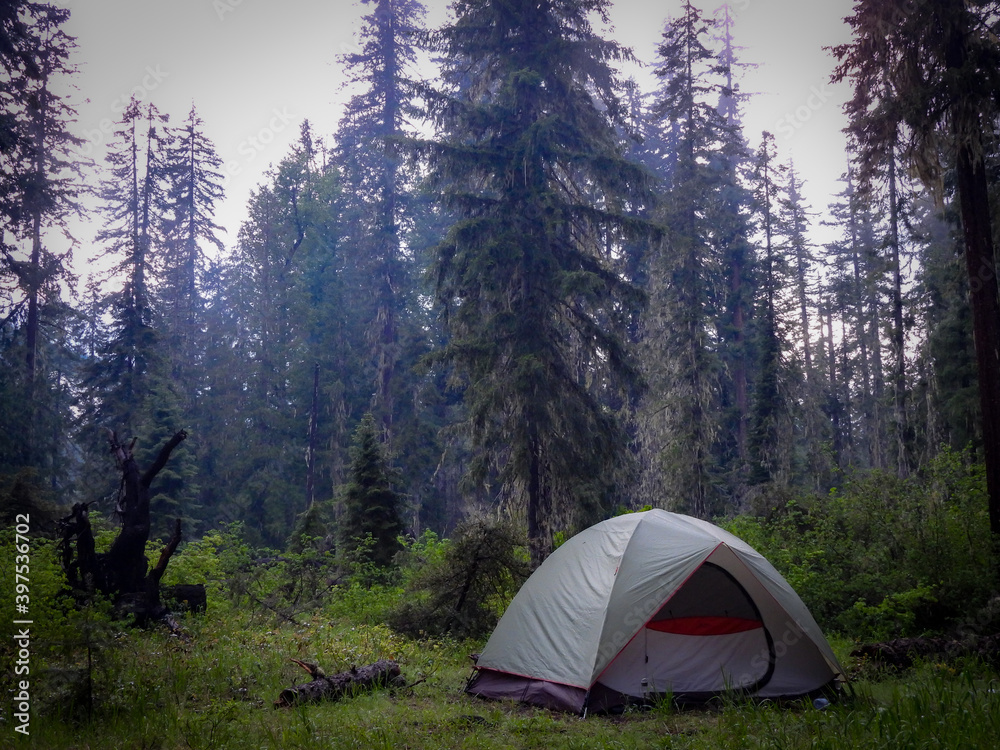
[161,523,253,610]
[387,519,530,638]
[723,447,996,640]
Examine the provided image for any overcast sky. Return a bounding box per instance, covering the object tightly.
[53,0,856,273]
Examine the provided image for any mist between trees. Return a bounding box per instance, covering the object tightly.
[3,0,999,585]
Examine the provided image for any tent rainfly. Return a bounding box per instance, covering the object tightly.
[466,510,845,714]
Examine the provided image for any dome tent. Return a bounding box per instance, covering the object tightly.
[466,510,844,714]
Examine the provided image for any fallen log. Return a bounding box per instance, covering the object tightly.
[162,584,208,613]
[851,633,1000,669]
[274,659,404,708]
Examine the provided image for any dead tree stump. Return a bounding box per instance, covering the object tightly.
[59,429,189,626]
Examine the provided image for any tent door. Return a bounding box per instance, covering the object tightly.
[599,562,776,698]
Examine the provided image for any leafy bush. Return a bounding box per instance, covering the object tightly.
[161,522,253,611]
[0,527,77,648]
[388,519,530,638]
[0,525,123,721]
[840,585,939,642]
[724,447,996,640]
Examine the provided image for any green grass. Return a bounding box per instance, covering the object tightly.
[14,608,1000,750]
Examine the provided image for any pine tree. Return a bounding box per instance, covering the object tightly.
[333,0,452,533]
[159,103,225,395]
[822,165,882,469]
[339,412,404,569]
[83,98,168,438]
[710,2,755,490]
[914,198,979,456]
[201,160,307,542]
[641,0,731,516]
[0,3,82,471]
[135,374,200,539]
[783,163,815,381]
[747,131,794,487]
[833,0,1000,535]
[198,127,349,543]
[15,5,81,387]
[0,0,38,245]
[293,123,356,515]
[884,138,911,477]
[419,0,653,563]
[335,0,427,438]
[781,163,837,489]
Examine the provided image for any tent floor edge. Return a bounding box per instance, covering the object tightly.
[464,669,587,714]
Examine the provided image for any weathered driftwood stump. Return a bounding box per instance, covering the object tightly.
[274,659,404,707]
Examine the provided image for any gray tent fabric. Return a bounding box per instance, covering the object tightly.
[466,510,844,713]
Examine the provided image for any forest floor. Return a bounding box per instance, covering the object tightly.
[15,607,1000,750]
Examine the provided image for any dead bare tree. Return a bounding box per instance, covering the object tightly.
[60,429,189,627]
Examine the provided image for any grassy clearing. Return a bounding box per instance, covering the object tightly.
[7,459,998,750]
[15,610,1000,750]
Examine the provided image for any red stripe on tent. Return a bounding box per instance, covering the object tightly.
[647,616,763,636]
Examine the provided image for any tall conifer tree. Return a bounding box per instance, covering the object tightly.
[335,0,427,439]
[199,127,348,543]
[747,132,794,486]
[0,3,82,477]
[823,166,882,469]
[710,3,755,489]
[833,0,1000,536]
[83,99,169,439]
[642,1,730,516]
[420,0,653,563]
[160,103,225,394]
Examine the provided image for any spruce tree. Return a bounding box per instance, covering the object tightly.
[915,203,980,455]
[159,103,225,395]
[201,159,304,543]
[747,131,794,487]
[419,0,654,563]
[783,163,815,380]
[0,3,82,473]
[1,0,38,246]
[884,138,911,477]
[339,412,404,569]
[823,166,877,469]
[833,0,1000,535]
[333,0,452,533]
[83,98,168,438]
[780,162,832,488]
[709,3,755,491]
[641,0,731,516]
[13,5,81,386]
[136,375,200,539]
[335,0,427,438]
[199,127,347,543]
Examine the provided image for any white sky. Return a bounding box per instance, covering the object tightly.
[50,0,856,275]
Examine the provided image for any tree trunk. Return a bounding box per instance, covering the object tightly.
[59,430,189,623]
[954,141,1000,537]
[145,518,182,610]
[105,429,187,595]
[306,362,320,508]
[527,429,544,568]
[274,659,404,707]
[887,143,909,477]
